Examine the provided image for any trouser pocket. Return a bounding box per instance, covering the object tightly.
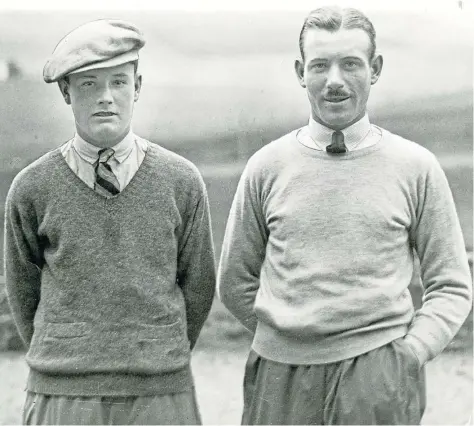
[392,337,423,377]
[324,339,426,425]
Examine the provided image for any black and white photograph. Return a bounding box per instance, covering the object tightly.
[0,0,472,424]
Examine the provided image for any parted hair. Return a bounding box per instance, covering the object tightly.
[299,6,377,61]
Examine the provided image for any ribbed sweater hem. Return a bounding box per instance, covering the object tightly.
[27,365,194,396]
[252,321,408,365]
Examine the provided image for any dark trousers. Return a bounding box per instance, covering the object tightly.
[22,390,202,425]
[242,338,426,425]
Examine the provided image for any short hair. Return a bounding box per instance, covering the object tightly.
[299,6,377,62]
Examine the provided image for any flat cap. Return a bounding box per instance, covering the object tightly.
[43,19,145,83]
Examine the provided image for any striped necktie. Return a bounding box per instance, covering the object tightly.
[326,131,347,154]
[94,148,120,197]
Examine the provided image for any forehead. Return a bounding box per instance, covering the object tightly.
[71,62,135,80]
[303,28,372,60]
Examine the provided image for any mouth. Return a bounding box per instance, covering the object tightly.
[93,112,117,117]
[325,96,350,103]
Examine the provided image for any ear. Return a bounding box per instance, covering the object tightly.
[134,74,142,102]
[294,58,306,88]
[58,79,71,105]
[370,53,383,85]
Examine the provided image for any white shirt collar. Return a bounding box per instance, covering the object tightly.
[308,114,371,149]
[72,130,136,164]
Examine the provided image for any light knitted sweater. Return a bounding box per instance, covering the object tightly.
[218,128,472,366]
[4,138,216,396]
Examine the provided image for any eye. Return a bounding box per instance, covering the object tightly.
[311,63,327,71]
[344,61,358,69]
[113,80,127,86]
[81,81,94,87]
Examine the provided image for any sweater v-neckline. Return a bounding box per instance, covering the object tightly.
[55,138,153,203]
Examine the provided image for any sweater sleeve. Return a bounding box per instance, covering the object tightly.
[217,161,268,333]
[4,176,43,348]
[177,182,216,350]
[406,156,473,365]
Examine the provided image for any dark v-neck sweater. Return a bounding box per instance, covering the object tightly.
[4,139,216,396]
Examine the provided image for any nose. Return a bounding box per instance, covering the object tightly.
[97,84,113,105]
[326,64,344,90]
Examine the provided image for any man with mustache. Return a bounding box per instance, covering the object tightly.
[4,20,215,424]
[218,6,472,425]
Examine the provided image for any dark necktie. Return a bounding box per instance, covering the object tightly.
[94,148,120,197]
[326,131,347,154]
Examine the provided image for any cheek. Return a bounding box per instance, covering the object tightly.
[70,101,89,121]
[307,78,324,96]
[354,80,372,100]
[70,91,93,110]
[351,71,371,87]
[116,91,135,109]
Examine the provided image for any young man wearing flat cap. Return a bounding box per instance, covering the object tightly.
[4,19,215,425]
[218,6,472,425]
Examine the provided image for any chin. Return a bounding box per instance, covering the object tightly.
[92,128,124,145]
[323,119,351,130]
[323,114,358,130]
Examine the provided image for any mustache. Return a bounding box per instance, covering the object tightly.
[326,90,350,97]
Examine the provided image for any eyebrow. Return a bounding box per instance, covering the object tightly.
[307,56,363,65]
[307,58,328,66]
